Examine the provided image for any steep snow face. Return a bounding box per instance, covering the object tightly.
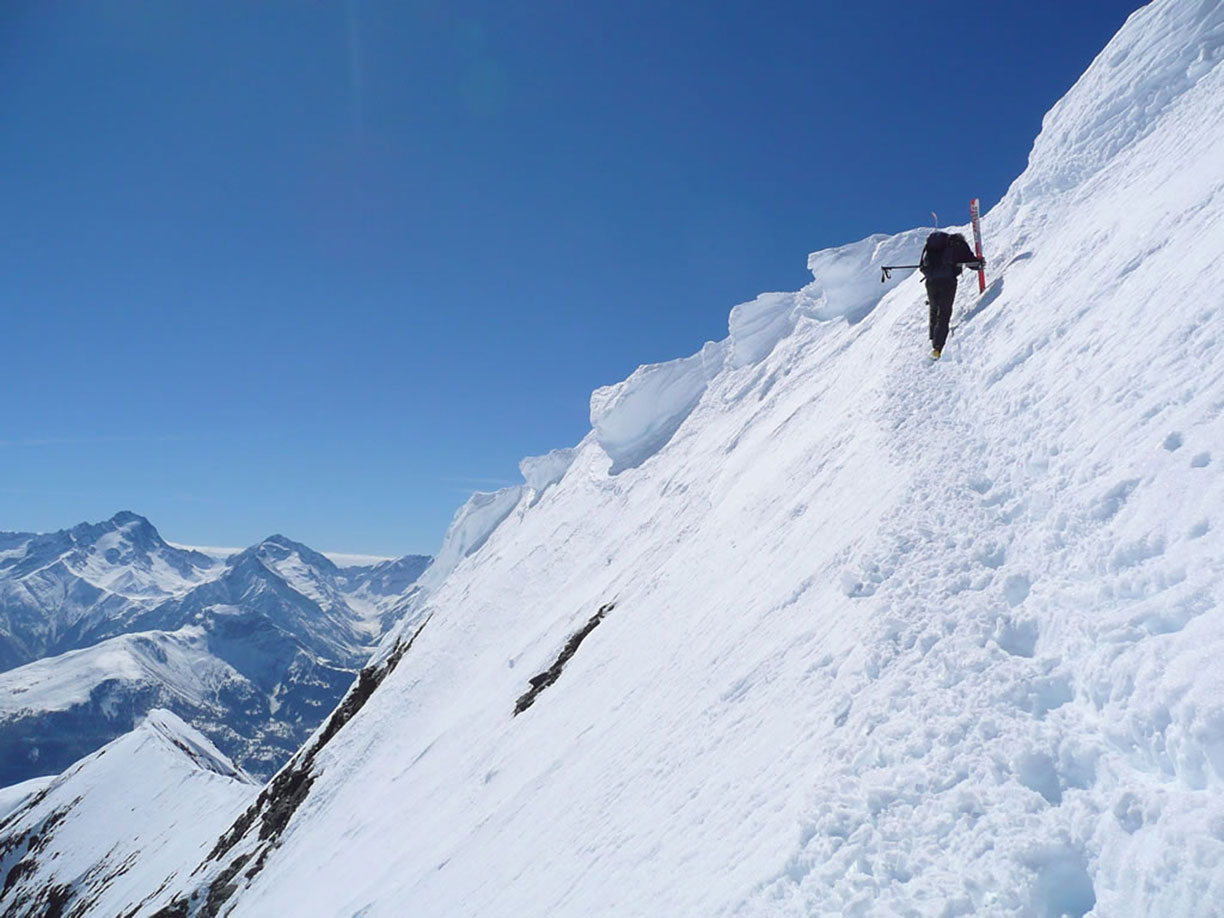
[0,777,54,823]
[1016,0,1224,198]
[520,448,577,498]
[112,1,1224,915]
[417,486,527,590]
[0,709,255,918]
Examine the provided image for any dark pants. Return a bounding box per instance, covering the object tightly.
[926,278,957,350]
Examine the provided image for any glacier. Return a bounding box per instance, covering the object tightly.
[5,0,1224,915]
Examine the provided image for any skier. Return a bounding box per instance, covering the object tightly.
[920,231,985,358]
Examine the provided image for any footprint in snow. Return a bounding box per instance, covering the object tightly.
[1092,479,1139,521]
[1004,573,1032,606]
[1191,451,1211,468]
[997,617,1038,657]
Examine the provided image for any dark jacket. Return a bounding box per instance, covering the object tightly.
[920,232,980,281]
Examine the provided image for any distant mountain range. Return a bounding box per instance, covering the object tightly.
[0,512,429,786]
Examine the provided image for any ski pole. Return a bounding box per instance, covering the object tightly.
[879,265,921,283]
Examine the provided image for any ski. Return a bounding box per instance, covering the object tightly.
[970,197,986,294]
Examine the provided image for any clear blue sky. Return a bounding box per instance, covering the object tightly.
[1,0,1144,557]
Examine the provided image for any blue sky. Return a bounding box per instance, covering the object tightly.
[1,0,1144,557]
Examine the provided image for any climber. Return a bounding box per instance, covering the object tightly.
[920,231,985,359]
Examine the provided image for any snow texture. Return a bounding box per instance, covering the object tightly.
[519,448,577,498]
[26,1,1224,915]
[589,230,934,471]
[418,486,526,589]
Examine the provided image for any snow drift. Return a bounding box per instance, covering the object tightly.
[583,228,935,478]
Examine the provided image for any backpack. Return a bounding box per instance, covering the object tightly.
[919,231,966,280]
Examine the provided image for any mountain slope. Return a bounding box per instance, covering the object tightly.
[0,709,256,918]
[50,0,1224,914]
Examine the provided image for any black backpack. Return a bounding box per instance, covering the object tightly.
[919,231,965,280]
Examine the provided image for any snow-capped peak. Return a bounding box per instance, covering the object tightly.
[0,708,255,918]
[138,707,253,781]
[0,511,221,602]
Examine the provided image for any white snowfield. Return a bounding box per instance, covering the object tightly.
[26,0,1224,915]
[0,625,231,718]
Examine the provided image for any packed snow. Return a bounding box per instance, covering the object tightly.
[0,625,230,717]
[16,1,1224,915]
[417,486,528,590]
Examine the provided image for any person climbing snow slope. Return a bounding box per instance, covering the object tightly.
[920,231,985,358]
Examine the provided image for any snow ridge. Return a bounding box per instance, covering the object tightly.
[1017,0,1224,198]
[0,709,255,918]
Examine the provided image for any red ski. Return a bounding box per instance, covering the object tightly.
[970,198,986,294]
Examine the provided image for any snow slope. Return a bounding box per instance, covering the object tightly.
[0,709,256,918]
[0,627,233,718]
[56,0,1224,915]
